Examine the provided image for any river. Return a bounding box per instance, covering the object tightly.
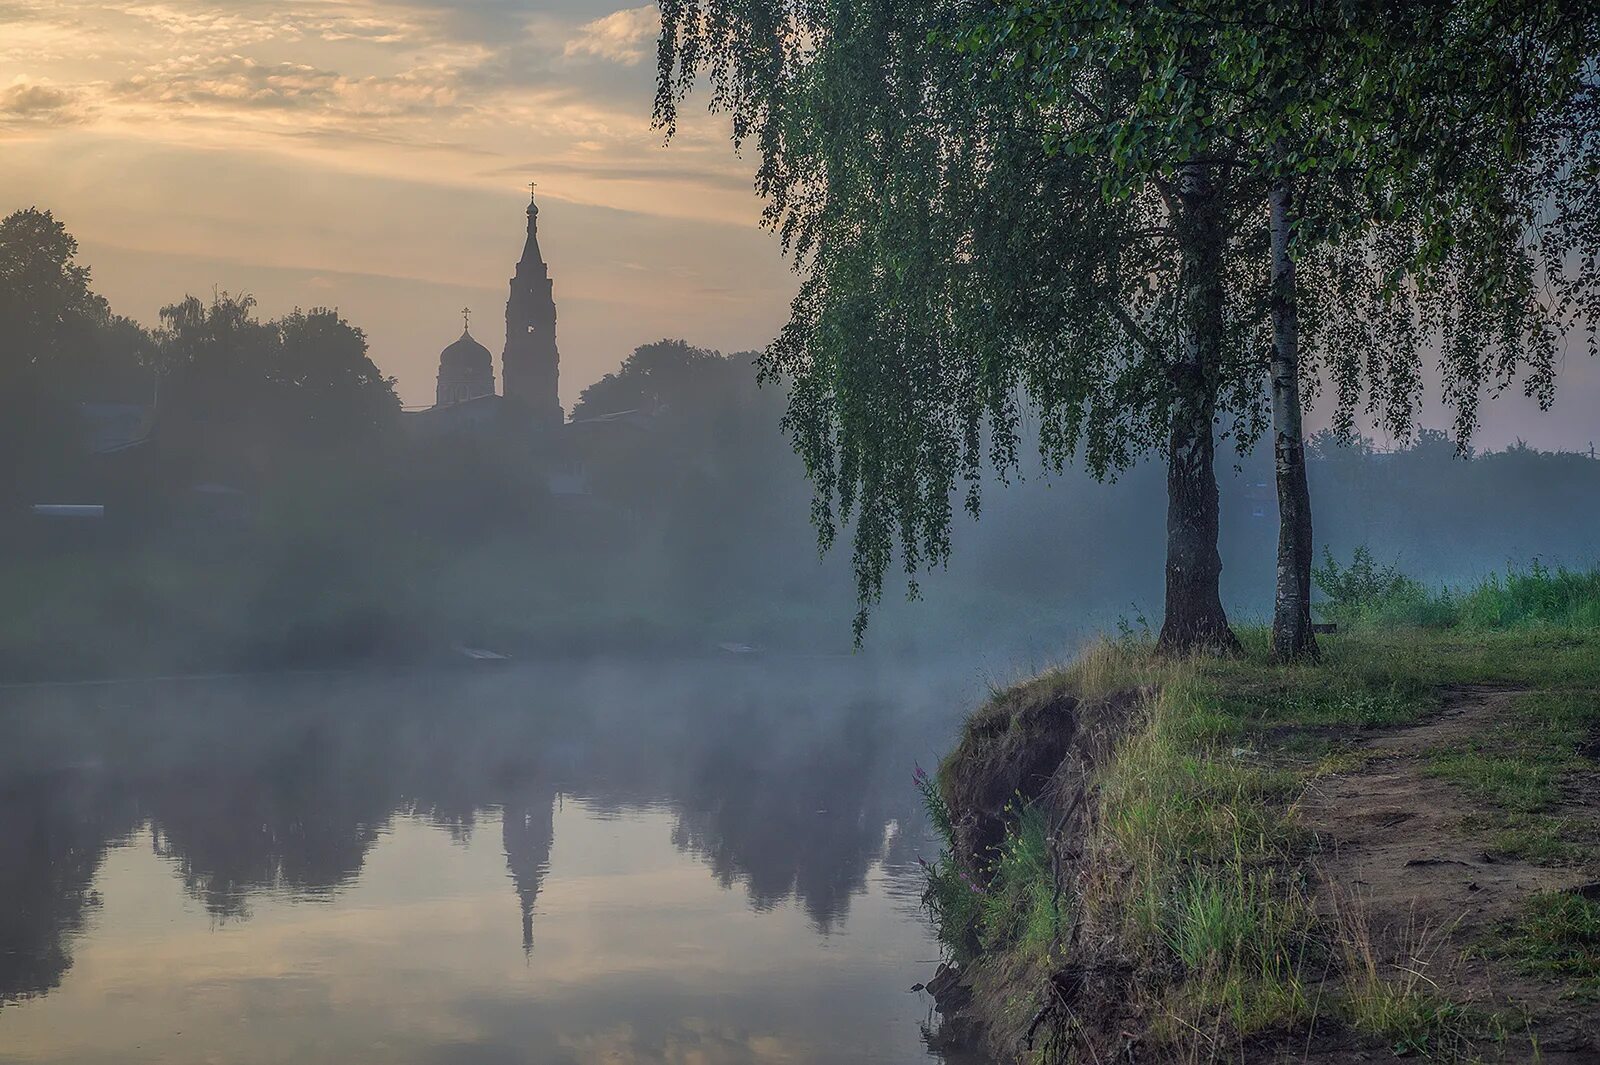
[0,656,997,1064]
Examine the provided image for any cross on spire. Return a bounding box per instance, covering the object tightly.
[461,306,471,331]
[528,180,537,199]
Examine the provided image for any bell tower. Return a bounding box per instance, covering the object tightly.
[502,185,562,428]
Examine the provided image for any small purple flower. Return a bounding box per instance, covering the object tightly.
[913,763,928,785]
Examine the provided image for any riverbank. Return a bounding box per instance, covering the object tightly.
[921,569,1600,1063]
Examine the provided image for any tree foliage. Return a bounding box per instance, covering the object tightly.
[571,338,738,420]
[657,0,1275,641]
[0,208,154,503]
[155,293,400,484]
[974,1,1597,442]
[657,0,1599,641]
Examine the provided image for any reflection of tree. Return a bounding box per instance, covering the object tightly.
[140,710,397,918]
[0,771,139,1004]
[0,660,959,1004]
[664,693,929,930]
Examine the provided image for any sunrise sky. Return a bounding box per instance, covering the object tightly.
[2,0,1594,448]
[0,0,797,410]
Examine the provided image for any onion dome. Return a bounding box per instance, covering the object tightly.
[440,329,491,371]
[436,325,496,406]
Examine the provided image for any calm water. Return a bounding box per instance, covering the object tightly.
[0,657,989,1064]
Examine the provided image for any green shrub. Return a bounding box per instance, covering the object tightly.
[1315,550,1600,632]
[1313,546,1453,627]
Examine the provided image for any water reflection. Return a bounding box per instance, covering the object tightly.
[0,658,976,1063]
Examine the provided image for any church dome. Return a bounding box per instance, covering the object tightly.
[435,327,496,407]
[440,329,492,373]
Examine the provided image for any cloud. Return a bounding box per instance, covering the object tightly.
[99,1,420,48]
[0,78,89,127]
[563,5,658,67]
[114,55,339,110]
[110,54,467,121]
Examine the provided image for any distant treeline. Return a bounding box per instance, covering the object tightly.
[2,207,1597,679]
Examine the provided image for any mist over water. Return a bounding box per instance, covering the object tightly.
[4,60,1598,1061]
[0,656,995,1064]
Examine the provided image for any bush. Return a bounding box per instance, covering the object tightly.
[1313,546,1451,627]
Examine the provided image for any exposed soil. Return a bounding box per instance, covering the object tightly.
[941,681,1147,890]
[1300,684,1600,1063]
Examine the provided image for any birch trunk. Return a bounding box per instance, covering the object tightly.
[1157,163,1242,656]
[1268,179,1318,660]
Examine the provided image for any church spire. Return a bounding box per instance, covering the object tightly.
[503,186,561,428]
[519,182,543,270]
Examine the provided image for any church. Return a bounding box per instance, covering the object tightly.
[408,188,563,434]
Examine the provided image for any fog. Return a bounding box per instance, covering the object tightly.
[3,195,1598,1064]
[0,656,993,1062]
[3,275,1598,680]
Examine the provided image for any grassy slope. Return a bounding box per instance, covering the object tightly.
[923,568,1600,1063]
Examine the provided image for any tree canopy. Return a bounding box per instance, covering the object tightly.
[658,0,1275,643]
[571,338,740,421]
[155,293,400,482]
[656,0,1599,645]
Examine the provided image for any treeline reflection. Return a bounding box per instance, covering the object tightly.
[0,658,968,1004]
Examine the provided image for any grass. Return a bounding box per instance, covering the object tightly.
[916,765,1064,965]
[1424,690,1600,863]
[1327,885,1516,1061]
[977,803,1061,956]
[921,557,1600,1062]
[1316,551,1600,632]
[1160,867,1316,1038]
[1487,892,1600,998]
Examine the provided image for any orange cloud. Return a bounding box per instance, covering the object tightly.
[563,5,660,67]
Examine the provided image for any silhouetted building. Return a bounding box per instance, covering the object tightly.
[407,192,563,438]
[435,325,496,407]
[502,189,562,429]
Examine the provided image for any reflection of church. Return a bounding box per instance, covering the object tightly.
[407,188,564,433]
[502,795,556,956]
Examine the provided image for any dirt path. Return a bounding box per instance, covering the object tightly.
[1300,685,1600,1061]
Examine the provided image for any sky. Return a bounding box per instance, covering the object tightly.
[1,0,1595,448]
[0,0,797,410]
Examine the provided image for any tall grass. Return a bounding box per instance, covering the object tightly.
[1316,550,1600,631]
[1329,887,1496,1060]
[917,753,1064,964]
[1085,665,1317,1042]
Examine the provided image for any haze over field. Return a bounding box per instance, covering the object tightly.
[1,0,1595,447]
